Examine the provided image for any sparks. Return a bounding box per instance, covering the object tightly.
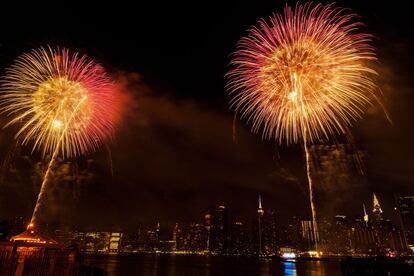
[226,3,379,145]
[0,46,118,158]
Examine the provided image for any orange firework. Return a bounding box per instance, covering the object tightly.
[0,46,118,158]
[227,3,378,145]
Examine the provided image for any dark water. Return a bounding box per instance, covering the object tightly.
[82,254,342,276]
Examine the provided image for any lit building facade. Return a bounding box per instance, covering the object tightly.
[215,205,229,254]
[395,194,414,251]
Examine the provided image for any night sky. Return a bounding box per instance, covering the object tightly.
[0,0,413,231]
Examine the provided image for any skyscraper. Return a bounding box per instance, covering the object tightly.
[188,223,207,252]
[372,193,383,225]
[395,194,414,251]
[173,223,180,251]
[257,195,264,255]
[329,215,351,254]
[215,205,229,254]
[230,222,250,255]
[262,209,278,254]
[204,211,213,252]
[108,232,123,254]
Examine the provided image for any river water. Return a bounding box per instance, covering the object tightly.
[82,254,343,275]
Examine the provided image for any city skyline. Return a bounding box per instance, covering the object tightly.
[1,3,413,233]
[0,0,413,244]
[3,192,411,257]
[1,192,408,234]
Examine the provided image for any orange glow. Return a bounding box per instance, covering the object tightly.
[227,3,380,144]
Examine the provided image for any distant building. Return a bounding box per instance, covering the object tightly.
[350,218,377,254]
[188,223,207,252]
[158,240,175,252]
[215,205,229,254]
[252,195,278,255]
[278,216,302,250]
[372,193,384,226]
[146,229,159,251]
[84,232,110,253]
[328,215,351,254]
[395,194,414,251]
[108,232,122,253]
[204,211,213,252]
[257,195,264,255]
[172,223,180,251]
[121,227,144,253]
[262,209,278,254]
[230,222,249,255]
[348,195,408,255]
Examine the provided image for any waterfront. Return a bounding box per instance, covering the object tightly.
[82,255,342,276]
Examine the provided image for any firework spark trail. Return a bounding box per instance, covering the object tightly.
[106,144,114,177]
[304,128,319,248]
[232,113,237,144]
[30,96,87,224]
[226,3,381,250]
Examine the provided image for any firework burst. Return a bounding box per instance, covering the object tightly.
[227,2,378,145]
[0,46,117,158]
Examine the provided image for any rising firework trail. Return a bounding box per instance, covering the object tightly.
[227,3,380,250]
[0,46,118,226]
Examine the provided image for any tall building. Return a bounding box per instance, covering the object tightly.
[108,232,123,254]
[121,229,142,252]
[278,216,302,250]
[329,215,351,254]
[230,222,250,255]
[188,223,207,252]
[257,195,264,255]
[262,209,278,254]
[204,211,213,252]
[145,223,161,252]
[395,194,414,251]
[350,218,377,255]
[372,193,384,225]
[215,205,229,254]
[349,195,408,255]
[173,223,180,251]
[83,232,111,253]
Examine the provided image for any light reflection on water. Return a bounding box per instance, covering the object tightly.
[83,254,341,276]
[283,261,297,276]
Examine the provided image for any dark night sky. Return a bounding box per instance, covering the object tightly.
[0,1,413,231]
